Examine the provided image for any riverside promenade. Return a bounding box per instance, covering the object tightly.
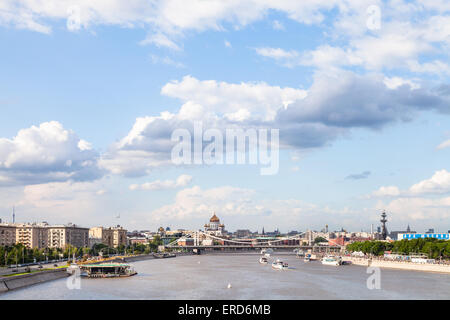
[344,256,450,274]
[0,251,190,294]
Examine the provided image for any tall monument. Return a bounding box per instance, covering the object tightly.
[380,210,388,240]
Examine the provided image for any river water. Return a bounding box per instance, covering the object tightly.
[2,253,450,299]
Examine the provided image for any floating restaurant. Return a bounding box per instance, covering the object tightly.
[80,263,137,278]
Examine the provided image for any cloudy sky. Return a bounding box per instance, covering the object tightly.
[1,0,450,233]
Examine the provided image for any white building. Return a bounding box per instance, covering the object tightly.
[204,213,225,237]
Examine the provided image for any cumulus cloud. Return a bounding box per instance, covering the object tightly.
[372,186,401,197]
[99,71,450,176]
[6,179,111,225]
[371,170,450,198]
[147,184,372,230]
[0,121,102,186]
[410,170,450,195]
[161,75,307,122]
[0,0,341,49]
[277,70,450,131]
[129,174,192,190]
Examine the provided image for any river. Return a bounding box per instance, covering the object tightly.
[1,253,450,299]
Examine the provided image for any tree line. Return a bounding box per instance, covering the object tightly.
[346,238,450,259]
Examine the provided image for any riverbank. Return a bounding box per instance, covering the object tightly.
[0,268,68,293]
[344,257,450,274]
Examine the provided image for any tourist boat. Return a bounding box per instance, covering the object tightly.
[80,263,137,278]
[321,255,343,266]
[271,259,288,270]
[259,256,268,264]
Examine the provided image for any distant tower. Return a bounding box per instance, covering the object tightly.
[406,224,411,233]
[12,206,15,224]
[325,224,328,233]
[262,227,265,235]
[380,210,388,240]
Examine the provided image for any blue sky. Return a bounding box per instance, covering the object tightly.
[1,0,450,233]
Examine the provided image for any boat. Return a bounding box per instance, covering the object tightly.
[153,253,176,259]
[295,249,305,257]
[321,255,343,266]
[259,256,268,264]
[261,248,274,255]
[304,253,317,262]
[80,263,137,278]
[66,263,81,275]
[271,259,288,270]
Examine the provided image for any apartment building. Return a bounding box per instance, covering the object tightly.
[89,225,127,248]
[15,223,48,249]
[0,222,89,249]
[47,224,89,248]
[0,224,17,247]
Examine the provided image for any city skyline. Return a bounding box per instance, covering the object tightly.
[1,1,450,232]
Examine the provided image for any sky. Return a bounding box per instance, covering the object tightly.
[1,0,450,233]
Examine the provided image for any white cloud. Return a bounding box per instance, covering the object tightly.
[140,33,182,51]
[376,196,450,223]
[410,169,450,195]
[161,75,307,122]
[224,40,231,48]
[383,76,420,90]
[129,174,192,190]
[0,121,101,186]
[372,186,401,197]
[371,170,450,198]
[0,1,340,47]
[151,185,258,221]
[12,179,110,225]
[148,184,372,231]
[149,54,185,68]
[437,139,450,150]
[100,72,450,176]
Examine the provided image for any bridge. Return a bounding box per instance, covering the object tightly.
[165,230,345,253]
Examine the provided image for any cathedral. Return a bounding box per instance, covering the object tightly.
[204,213,225,236]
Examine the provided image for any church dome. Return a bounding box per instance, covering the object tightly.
[210,213,220,222]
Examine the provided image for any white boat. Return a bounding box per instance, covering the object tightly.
[295,249,305,257]
[304,254,316,262]
[271,259,288,270]
[259,256,268,264]
[321,255,343,266]
[66,263,80,275]
[261,248,274,255]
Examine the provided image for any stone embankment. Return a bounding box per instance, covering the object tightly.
[344,257,450,274]
[0,268,69,293]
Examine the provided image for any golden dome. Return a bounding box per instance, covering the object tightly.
[210,213,220,222]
